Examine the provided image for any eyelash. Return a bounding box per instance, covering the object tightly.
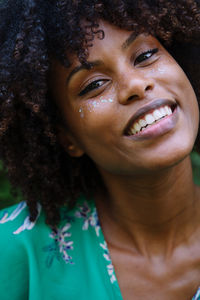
[134,48,158,65]
[79,80,106,97]
[79,48,159,96]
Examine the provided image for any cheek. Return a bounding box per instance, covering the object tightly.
[80,100,115,134]
[169,65,199,124]
[166,60,194,96]
[151,59,198,111]
[146,59,199,142]
[67,97,117,147]
[167,64,199,139]
[78,97,114,117]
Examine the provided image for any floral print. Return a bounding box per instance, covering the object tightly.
[75,201,100,236]
[1,199,200,298]
[75,201,117,284]
[0,201,41,234]
[44,201,101,268]
[193,287,200,300]
[100,241,117,284]
[44,223,74,267]
[0,202,27,224]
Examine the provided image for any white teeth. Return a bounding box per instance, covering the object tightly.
[134,122,141,133]
[159,107,166,117]
[128,105,174,135]
[145,114,155,125]
[167,106,172,115]
[153,109,162,120]
[139,119,147,127]
[164,106,169,115]
[131,127,136,135]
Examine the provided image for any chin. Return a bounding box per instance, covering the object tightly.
[147,144,193,172]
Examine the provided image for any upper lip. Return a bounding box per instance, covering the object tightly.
[124,98,177,135]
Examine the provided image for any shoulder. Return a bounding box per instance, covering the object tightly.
[0,198,103,299]
[0,201,43,235]
[0,197,98,259]
[0,201,48,266]
[0,197,97,246]
[0,201,48,261]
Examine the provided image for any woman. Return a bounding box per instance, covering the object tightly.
[1,0,200,299]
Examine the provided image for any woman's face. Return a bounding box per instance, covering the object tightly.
[51,21,199,176]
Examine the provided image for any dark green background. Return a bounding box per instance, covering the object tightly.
[0,160,22,209]
[1,153,200,210]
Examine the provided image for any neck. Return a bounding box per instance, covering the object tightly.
[96,156,200,257]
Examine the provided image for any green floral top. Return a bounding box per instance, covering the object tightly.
[0,197,200,300]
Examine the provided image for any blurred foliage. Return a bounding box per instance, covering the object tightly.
[0,152,200,210]
[191,151,200,185]
[0,161,22,210]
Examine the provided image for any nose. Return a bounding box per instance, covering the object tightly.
[117,71,154,105]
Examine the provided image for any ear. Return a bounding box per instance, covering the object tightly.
[57,125,84,158]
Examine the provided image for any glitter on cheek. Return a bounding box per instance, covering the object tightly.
[92,101,98,108]
[99,96,114,103]
[84,102,94,112]
[157,67,165,74]
[88,105,93,112]
[148,65,166,76]
[79,97,114,116]
[79,107,84,118]
[156,61,166,75]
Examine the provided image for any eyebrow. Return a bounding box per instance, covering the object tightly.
[66,60,103,85]
[121,32,137,50]
[66,31,137,84]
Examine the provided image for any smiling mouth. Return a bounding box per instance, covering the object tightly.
[125,100,177,136]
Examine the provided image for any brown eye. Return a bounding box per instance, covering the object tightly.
[79,80,107,96]
[134,48,158,65]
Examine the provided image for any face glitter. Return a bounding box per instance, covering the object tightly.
[99,98,114,103]
[88,98,114,108]
[79,107,84,118]
[80,97,114,117]
[158,69,165,74]
[156,61,166,75]
[92,101,98,107]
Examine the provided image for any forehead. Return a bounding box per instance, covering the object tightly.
[68,20,156,69]
[89,21,133,49]
[50,20,161,91]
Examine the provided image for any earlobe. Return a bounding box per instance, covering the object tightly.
[66,142,84,157]
[57,125,84,158]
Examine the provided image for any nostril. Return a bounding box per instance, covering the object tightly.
[127,94,139,101]
[145,85,152,92]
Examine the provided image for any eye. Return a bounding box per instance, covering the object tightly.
[134,48,158,66]
[79,79,107,96]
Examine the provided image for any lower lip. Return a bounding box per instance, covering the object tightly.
[126,107,178,141]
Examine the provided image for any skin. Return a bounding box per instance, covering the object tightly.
[51,21,200,299]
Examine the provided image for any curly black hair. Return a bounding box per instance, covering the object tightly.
[1,0,200,227]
